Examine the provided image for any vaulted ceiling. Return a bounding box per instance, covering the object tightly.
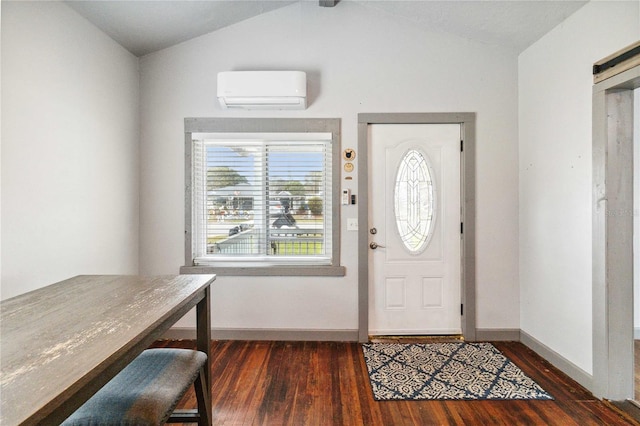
[65,0,588,57]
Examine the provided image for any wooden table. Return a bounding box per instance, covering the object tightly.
[0,274,215,425]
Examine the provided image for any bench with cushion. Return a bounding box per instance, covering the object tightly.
[62,348,211,425]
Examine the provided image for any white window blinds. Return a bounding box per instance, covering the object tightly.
[191,133,333,265]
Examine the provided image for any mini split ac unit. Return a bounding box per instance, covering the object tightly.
[217,71,307,110]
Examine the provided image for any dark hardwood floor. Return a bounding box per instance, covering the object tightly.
[153,340,638,425]
[636,340,640,403]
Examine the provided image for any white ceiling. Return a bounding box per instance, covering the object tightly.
[65,0,589,57]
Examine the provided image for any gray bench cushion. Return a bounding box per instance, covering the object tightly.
[62,348,207,426]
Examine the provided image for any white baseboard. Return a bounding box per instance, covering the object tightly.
[163,327,359,342]
[474,328,520,341]
[520,330,593,392]
[164,327,521,342]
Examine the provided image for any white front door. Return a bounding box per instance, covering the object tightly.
[368,123,461,335]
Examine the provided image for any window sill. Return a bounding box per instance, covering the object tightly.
[180,265,346,277]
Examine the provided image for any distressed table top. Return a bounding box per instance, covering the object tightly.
[0,274,215,425]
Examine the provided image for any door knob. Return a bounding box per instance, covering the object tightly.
[370,242,385,249]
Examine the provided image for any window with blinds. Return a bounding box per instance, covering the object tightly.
[191,132,333,266]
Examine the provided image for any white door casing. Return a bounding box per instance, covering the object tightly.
[368,123,462,335]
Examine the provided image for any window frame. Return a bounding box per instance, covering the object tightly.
[181,117,345,277]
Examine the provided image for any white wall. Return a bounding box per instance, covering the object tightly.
[519,1,639,374]
[140,1,520,332]
[1,2,140,299]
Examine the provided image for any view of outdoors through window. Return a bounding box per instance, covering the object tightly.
[201,139,332,260]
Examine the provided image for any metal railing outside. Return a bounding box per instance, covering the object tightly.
[209,228,323,255]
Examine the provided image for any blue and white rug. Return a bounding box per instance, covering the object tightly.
[361,342,553,401]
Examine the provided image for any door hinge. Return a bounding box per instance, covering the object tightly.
[460,222,463,234]
[460,140,464,152]
[461,303,464,316]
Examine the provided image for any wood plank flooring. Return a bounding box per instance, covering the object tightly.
[636,340,639,403]
[153,340,638,425]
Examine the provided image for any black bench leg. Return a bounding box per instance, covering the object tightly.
[167,366,212,425]
[195,366,212,426]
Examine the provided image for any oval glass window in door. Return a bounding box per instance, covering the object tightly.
[394,149,436,254]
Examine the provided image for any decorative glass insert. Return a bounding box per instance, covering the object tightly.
[394,149,436,254]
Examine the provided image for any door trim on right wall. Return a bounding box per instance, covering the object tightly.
[357,113,476,342]
[592,65,640,400]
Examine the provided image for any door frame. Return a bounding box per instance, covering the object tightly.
[357,113,477,342]
[592,65,640,399]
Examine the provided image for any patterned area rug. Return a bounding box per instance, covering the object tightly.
[361,342,553,401]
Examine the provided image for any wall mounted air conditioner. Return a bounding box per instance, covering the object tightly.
[217,71,307,110]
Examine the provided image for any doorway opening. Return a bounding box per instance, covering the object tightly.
[592,65,640,402]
